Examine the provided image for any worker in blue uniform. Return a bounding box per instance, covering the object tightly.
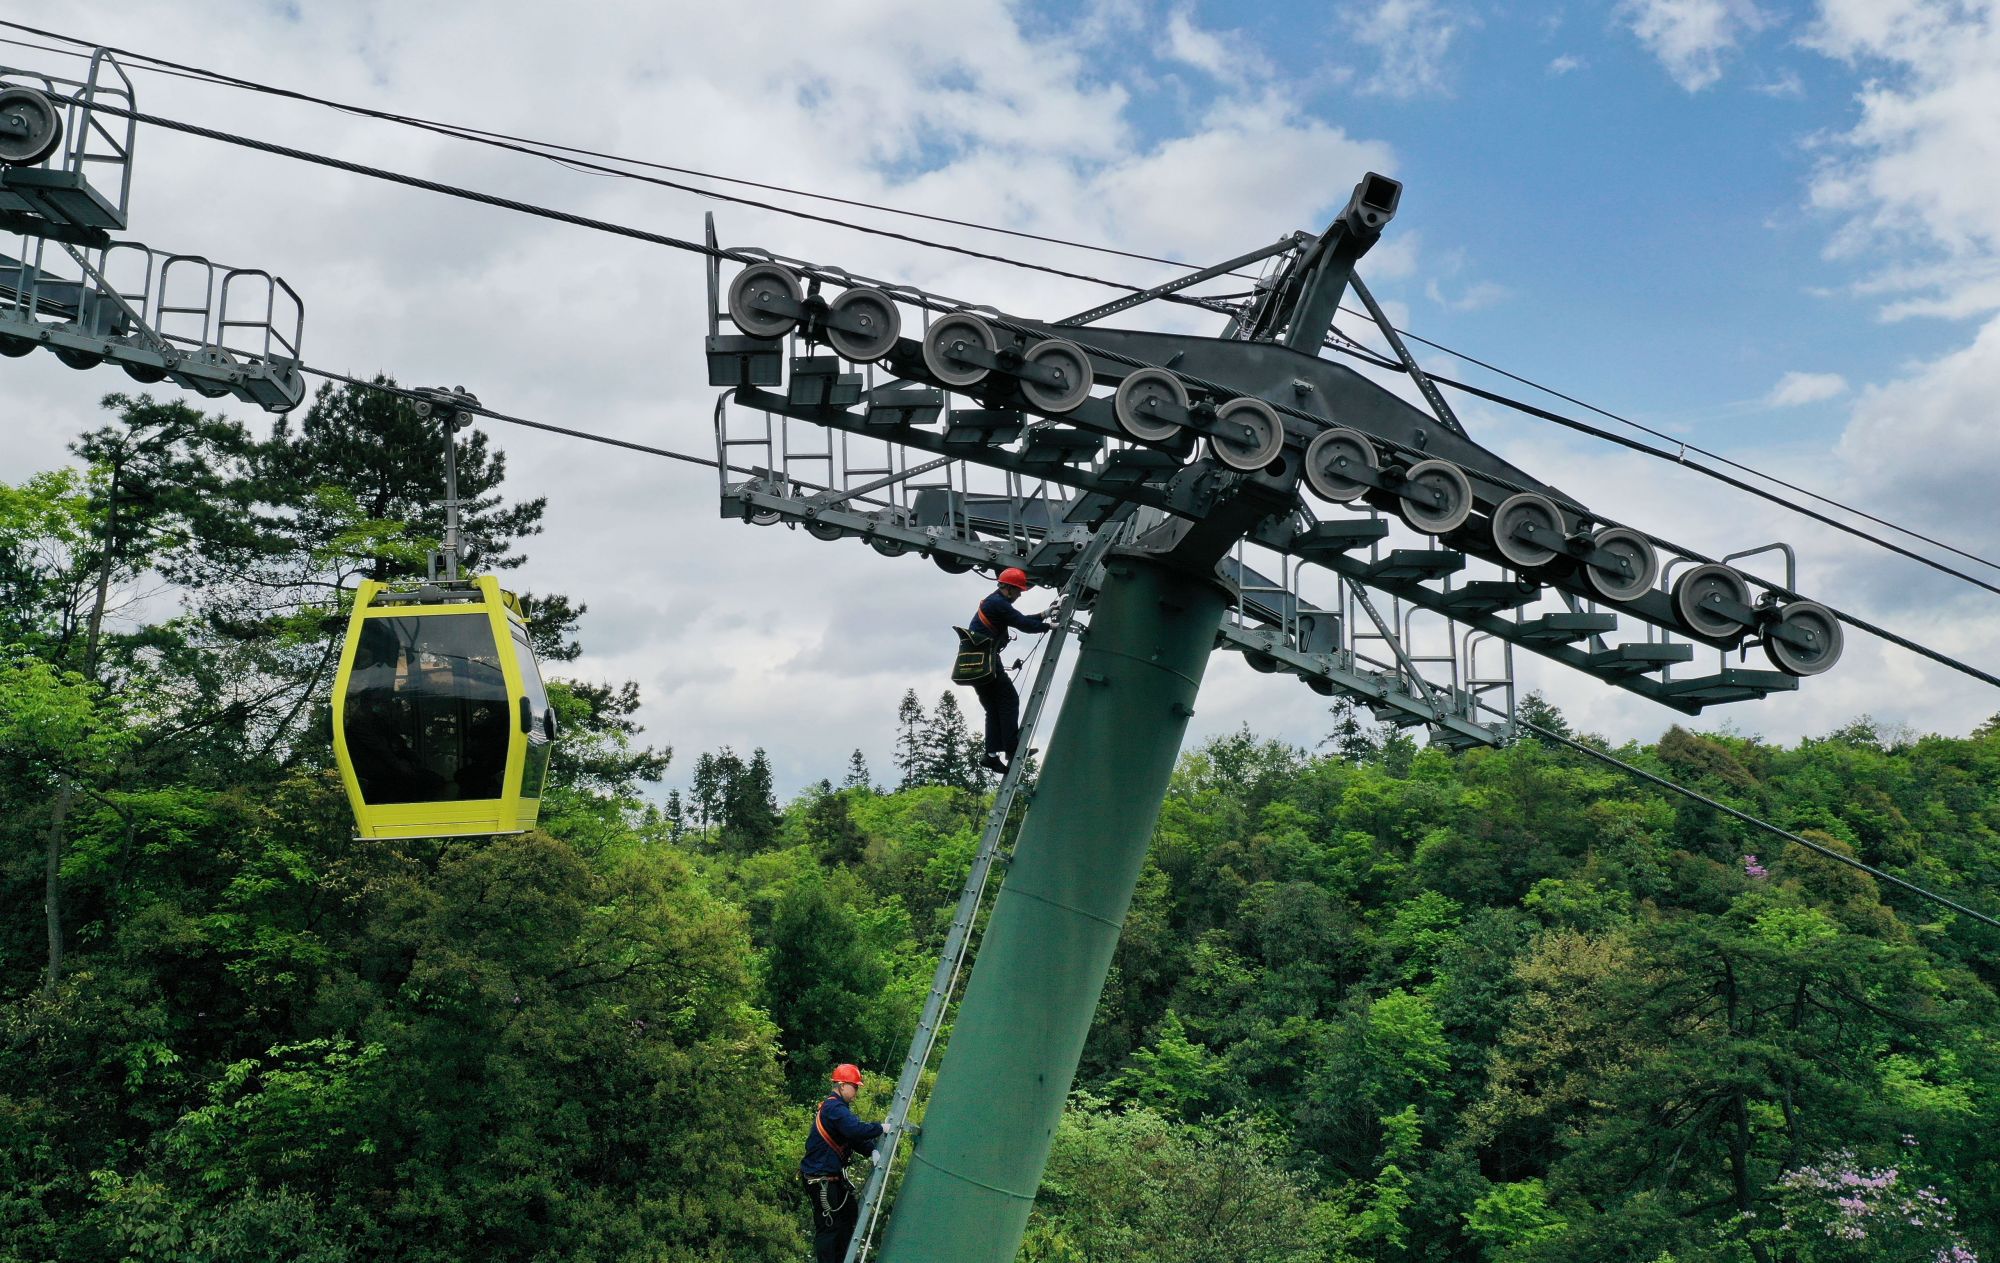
[801,1062,895,1263]
[968,567,1058,774]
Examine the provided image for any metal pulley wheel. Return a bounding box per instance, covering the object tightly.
[806,518,845,541]
[1672,562,1754,639]
[1207,397,1286,471]
[726,262,805,339]
[1302,427,1378,502]
[824,287,900,362]
[0,87,63,167]
[0,334,34,358]
[1580,526,1659,602]
[931,552,975,575]
[122,363,169,384]
[53,346,104,371]
[870,535,910,557]
[1394,459,1473,534]
[1019,338,1093,413]
[1113,368,1188,441]
[1762,600,1843,676]
[922,313,997,388]
[1490,492,1564,568]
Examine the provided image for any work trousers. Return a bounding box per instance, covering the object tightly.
[805,1174,859,1263]
[972,671,1020,758]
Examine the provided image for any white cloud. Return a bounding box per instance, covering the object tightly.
[1752,67,1805,96]
[1805,0,2000,318]
[1158,9,1273,87]
[1834,317,2000,535]
[1342,0,1473,99]
[1794,1,2000,691]
[4,0,1412,797]
[1620,0,1772,91]
[13,0,1994,794]
[1765,370,1849,405]
[1424,277,1508,312]
[1548,54,1587,75]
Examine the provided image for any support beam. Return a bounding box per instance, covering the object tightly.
[875,553,1228,1263]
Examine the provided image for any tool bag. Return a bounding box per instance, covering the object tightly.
[950,626,998,684]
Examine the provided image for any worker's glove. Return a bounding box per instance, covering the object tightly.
[880,1121,899,1136]
[870,1148,887,1169]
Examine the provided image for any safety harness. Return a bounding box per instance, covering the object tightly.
[813,1097,849,1164]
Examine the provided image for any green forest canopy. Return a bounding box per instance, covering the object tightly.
[3,389,1996,1262]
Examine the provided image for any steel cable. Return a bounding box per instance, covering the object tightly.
[1498,707,2000,933]
[44,98,2000,695]
[15,16,1992,582]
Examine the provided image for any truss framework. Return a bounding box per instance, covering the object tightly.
[0,48,305,411]
[701,186,1842,740]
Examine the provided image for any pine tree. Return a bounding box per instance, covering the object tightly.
[739,748,781,852]
[1516,690,1574,748]
[843,748,873,793]
[895,688,927,788]
[1324,696,1377,763]
[926,691,984,790]
[707,747,777,854]
[803,779,866,865]
[690,751,720,833]
[257,375,547,582]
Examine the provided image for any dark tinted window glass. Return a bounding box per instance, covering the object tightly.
[521,740,550,802]
[345,613,511,804]
[512,625,550,801]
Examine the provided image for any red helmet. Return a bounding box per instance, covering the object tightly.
[830,1063,864,1086]
[997,567,1031,590]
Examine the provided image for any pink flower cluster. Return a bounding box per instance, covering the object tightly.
[1742,854,1769,879]
[1774,1150,1976,1261]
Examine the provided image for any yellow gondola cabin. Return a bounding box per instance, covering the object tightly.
[331,575,554,838]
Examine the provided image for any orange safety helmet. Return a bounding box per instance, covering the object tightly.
[997,567,1031,590]
[830,1063,865,1086]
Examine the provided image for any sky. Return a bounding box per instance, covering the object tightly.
[6,0,2000,798]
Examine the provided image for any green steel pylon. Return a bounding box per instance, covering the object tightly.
[875,551,1227,1263]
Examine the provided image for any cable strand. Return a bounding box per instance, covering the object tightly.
[41,93,2000,695]
[1507,711,2000,932]
[16,16,1993,580]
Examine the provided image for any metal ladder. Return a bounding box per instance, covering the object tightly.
[844,520,1127,1263]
